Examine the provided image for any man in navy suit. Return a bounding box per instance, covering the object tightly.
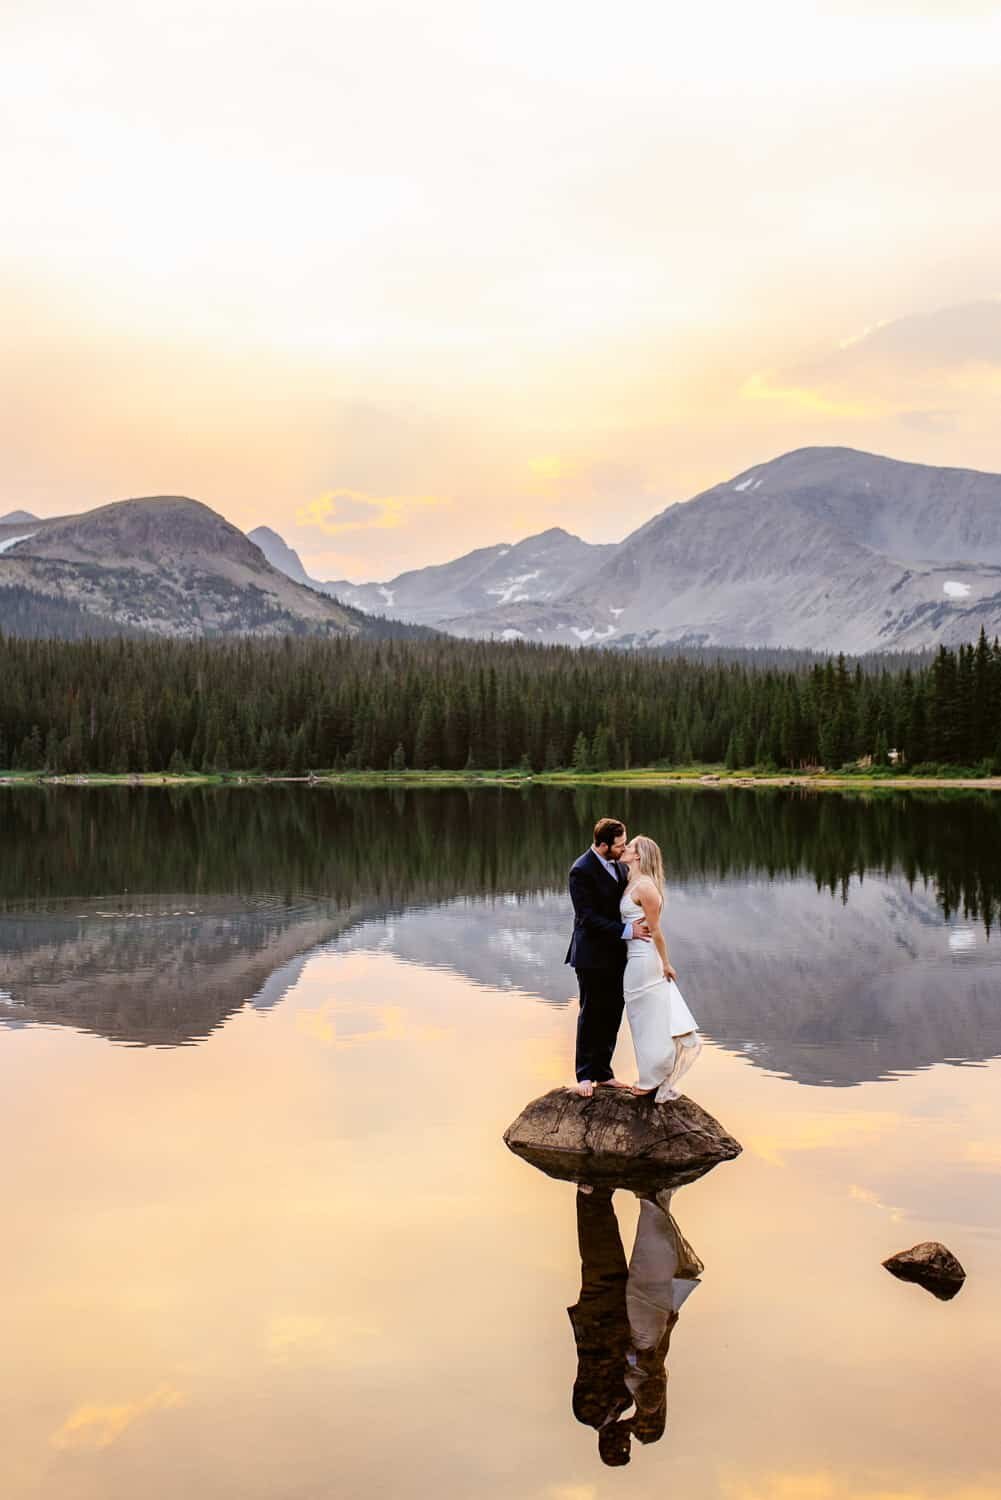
[566,817,651,1096]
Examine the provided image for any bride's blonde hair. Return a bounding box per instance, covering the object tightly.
[631,835,665,892]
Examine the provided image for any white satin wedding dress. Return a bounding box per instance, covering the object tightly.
[621,886,701,1102]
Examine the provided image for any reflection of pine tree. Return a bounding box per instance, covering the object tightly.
[5,777,1001,935]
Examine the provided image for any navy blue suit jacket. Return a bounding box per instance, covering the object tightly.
[565,849,627,970]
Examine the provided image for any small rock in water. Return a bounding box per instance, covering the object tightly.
[882,1241,966,1301]
[503,1086,741,1189]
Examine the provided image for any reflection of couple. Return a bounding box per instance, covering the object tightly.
[567,817,702,1100]
[568,1185,703,1466]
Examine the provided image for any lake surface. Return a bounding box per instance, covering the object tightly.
[2,785,1001,1499]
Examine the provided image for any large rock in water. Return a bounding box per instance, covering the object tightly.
[503,1087,742,1188]
[882,1242,967,1301]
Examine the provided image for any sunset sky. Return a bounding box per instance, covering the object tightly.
[4,0,1001,580]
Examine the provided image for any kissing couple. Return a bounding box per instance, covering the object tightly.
[566,817,702,1102]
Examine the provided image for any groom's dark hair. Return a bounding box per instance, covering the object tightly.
[593,817,625,850]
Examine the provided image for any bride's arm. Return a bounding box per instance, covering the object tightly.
[634,881,678,981]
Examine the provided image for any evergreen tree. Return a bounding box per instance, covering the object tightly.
[724,729,739,770]
[592,725,611,773]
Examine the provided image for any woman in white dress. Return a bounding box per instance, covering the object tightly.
[619,836,701,1102]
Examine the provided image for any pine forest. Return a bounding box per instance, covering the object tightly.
[2,631,1001,775]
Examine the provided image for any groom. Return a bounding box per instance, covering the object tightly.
[566,817,650,1096]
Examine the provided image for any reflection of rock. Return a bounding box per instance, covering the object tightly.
[503,1088,741,1188]
[883,1242,966,1300]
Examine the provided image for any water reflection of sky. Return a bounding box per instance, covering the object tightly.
[2,948,1000,1500]
[3,790,1001,1498]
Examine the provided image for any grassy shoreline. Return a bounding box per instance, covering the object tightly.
[3,767,1001,792]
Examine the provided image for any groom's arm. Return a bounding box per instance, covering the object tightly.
[568,865,633,941]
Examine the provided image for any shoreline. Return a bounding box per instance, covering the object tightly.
[3,769,1001,792]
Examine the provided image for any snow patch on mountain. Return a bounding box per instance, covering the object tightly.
[0,532,37,554]
[488,570,542,605]
[572,625,615,643]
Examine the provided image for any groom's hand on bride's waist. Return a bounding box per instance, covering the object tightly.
[631,920,652,941]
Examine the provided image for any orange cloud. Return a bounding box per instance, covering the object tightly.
[721,1473,1001,1500]
[847,1183,904,1222]
[296,489,450,536]
[296,999,450,1048]
[747,1111,901,1167]
[962,1139,1001,1169]
[50,1385,186,1452]
[740,371,880,419]
[527,455,568,480]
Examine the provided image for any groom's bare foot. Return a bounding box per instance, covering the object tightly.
[575,1079,595,1097]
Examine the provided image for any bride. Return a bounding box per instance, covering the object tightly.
[619,836,701,1102]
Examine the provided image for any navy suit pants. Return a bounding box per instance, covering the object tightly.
[574,966,625,1083]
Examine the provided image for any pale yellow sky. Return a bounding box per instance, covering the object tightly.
[3,0,1001,580]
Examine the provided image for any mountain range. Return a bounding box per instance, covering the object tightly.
[248,522,611,630]
[253,447,1001,653]
[0,497,426,640]
[5,446,1001,649]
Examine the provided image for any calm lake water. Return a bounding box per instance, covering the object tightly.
[2,785,1001,1500]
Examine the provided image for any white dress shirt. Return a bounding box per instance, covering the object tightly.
[591,845,633,939]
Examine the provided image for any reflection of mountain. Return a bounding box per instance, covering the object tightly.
[0,896,362,1045]
[337,880,1001,1086]
[2,785,1001,1066]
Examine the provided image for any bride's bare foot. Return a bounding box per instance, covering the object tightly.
[630,1083,656,1096]
[575,1079,595,1097]
[597,1078,631,1090]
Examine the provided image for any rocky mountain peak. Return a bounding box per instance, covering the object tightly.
[402,447,1001,651]
[23,495,266,568]
[247,525,313,586]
